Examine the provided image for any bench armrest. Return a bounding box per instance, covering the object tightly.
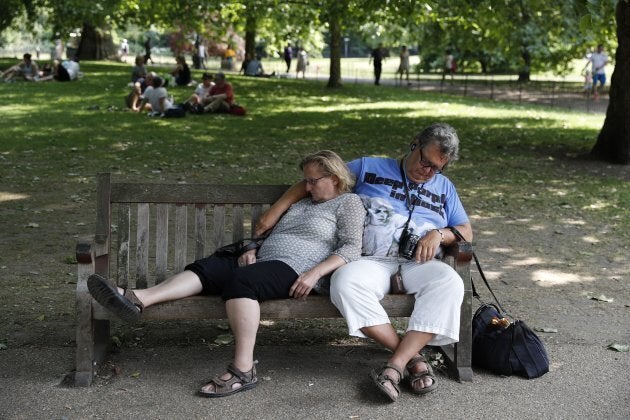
[442,241,473,264]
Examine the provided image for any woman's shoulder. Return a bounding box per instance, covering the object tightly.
[337,193,366,208]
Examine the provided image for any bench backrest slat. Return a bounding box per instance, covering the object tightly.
[155,204,169,283]
[136,203,150,288]
[116,203,131,289]
[97,173,290,289]
[174,204,188,274]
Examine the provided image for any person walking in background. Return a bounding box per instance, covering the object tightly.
[224,46,236,70]
[120,39,129,61]
[283,42,293,73]
[397,45,411,86]
[54,39,64,60]
[582,69,593,96]
[369,43,385,85]
[583,44,609,100]
[198,41,207,70]
[144,37,153,64]
[296,48,308,79]
[442,49,455,85]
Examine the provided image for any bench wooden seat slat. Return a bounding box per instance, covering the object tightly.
[73,173,474,387]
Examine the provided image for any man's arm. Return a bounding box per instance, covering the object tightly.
[255,181,307,237]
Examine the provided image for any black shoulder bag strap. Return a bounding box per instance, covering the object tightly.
[447,226,507,315]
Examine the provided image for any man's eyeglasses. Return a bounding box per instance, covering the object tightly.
[303,175,330,185]
[419,150,443,174]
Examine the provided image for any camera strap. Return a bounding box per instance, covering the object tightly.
[399,159,421,229]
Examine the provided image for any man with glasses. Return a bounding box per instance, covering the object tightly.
[257,123,472,401]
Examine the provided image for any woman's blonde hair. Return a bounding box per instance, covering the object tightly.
[299,150,355,193]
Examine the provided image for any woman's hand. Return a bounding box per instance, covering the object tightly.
[237,249,257,267]
[289,269,320,299]
[414,230,442,263]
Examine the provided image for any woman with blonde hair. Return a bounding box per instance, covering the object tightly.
[87,150,366,397]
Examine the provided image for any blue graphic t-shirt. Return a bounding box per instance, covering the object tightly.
[348,157,469,257]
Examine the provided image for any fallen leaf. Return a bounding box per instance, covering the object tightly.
[130,371,141,378]
[534,327,558,333]
[26,222,39,228]
[0,343,7,350]
[214,334,233,345]
[607,343,629,352]
[37,314,46,321]
[590,294,613,302]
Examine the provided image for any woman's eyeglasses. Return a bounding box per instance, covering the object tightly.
[303,175,330,185]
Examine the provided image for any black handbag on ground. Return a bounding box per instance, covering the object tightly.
[449,227,550,379]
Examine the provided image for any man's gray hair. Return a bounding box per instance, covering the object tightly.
[414,123,460,161]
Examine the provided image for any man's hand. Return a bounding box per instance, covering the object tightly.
[414,229,442,263]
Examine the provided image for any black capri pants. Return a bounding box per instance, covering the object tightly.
[185,256,298,302]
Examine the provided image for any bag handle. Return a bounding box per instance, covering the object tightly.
[447,226,507,315]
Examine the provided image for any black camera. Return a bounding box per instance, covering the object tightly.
[399,227,420,260]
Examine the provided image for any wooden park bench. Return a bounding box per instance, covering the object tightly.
[73,172,473,386]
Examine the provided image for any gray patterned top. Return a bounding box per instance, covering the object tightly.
[257,193,366,275]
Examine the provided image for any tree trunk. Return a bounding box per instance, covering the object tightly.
[245,13,257,60]
[327,8,342,88]
[590,0,630,164]
[76,22,116,60]
[517,0,531,82]
[518,49,531,82]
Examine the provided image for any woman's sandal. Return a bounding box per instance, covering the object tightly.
[406,355,438,395]
[197,363,258,398]
[87,274,142,323]
[369,363,403,402]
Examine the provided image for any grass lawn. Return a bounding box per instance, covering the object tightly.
[0,58,628,352]
[1,59,624,206]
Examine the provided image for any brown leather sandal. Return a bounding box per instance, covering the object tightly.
[124,289,144,312]
[406,355,438,395]
[369,363,403,402]
[197,363,258,398]
[87,274,141,322]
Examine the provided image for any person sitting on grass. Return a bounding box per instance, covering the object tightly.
[203,72,234,113]
[137,76,184,117]
[244,55,275,78]
[86,150,366,398]
[131,55,147,83]
[171,55,192,86]
[1,53,40,82]
[37,56,81,82]
[125,71,155,112]
[183,72,214,113]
